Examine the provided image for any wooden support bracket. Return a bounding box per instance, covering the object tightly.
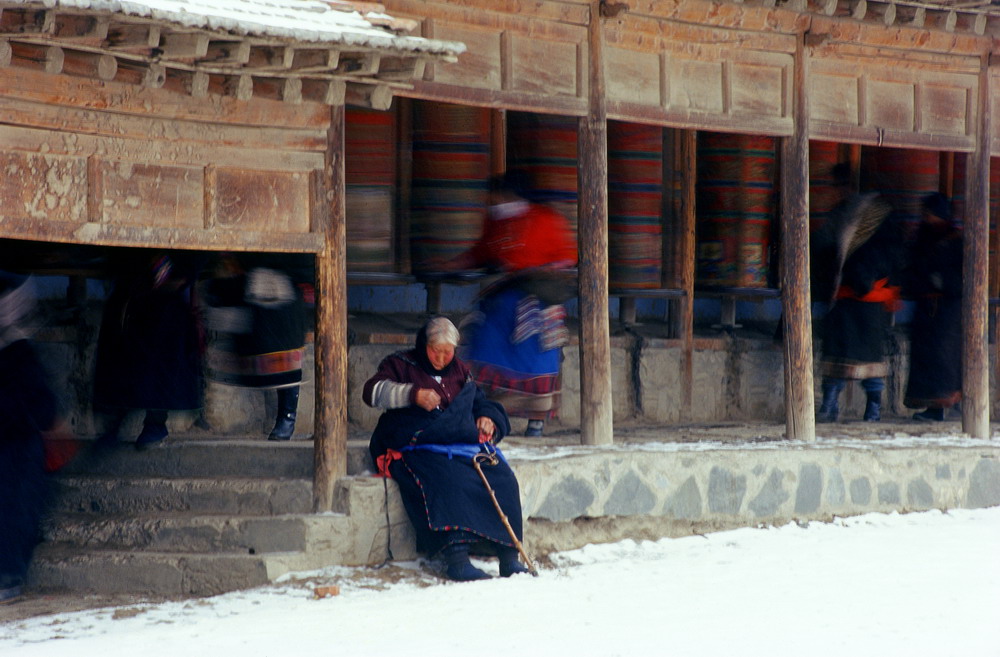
[344,81,392,110]
[302,78,346,105]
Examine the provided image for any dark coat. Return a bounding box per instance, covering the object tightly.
[904,224,963,408]
[93,253,203,411]
[0,339,57,584]
[816,205,904,380]
[364,347,518,556]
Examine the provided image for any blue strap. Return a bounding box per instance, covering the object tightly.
[401,442,507,464]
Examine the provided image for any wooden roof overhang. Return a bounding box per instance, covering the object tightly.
[0,0,463,253]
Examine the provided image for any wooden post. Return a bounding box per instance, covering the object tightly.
[961,58,991,439]
[313,104,349,511]
[780,33,816,441]
[577,1,613,446]
[673,130,697,419]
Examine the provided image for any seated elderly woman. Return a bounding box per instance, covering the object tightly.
[363,316,529,581]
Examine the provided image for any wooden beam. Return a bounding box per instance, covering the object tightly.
[302,78,347,105]
[53,14,109,45]
[160,31,211,59]
[224,73,254,101]
[0,217,324,252]
[60,49,117,81]
[246,45,295,70]
[345,81,393,110]
[0,8,53,36]
[961,57,990,439]
[780,32,815,441]
[117,61,166,88]
[105,23,160,51]
[313,104,349,511]
[578,0,613,446]
[200,39,251,65]
[290,48,339,72]
[9,42,63,75]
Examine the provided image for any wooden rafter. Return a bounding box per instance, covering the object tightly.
[0,5,441,108]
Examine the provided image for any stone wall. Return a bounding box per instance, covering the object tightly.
[507,442,1000,554]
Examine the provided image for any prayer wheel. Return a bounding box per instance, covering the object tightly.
[409,101,492,271]
[695,132,776,288]
[345,107,396,272]
[507,111,579,239]
[809,140,845,234]
[861,146,939,233]
[607,120,663,289]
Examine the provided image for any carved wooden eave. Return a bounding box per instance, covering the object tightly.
[0,0,465,107]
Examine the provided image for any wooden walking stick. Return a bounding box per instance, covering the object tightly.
[472,444,539,577]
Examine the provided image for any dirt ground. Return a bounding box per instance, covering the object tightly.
[2,415,992,624]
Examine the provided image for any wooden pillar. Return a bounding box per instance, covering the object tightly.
[313,104,349,511]
[961,59,991,439]
[577,1,613,445]
[674,130,697,419]
[779,34,816,441]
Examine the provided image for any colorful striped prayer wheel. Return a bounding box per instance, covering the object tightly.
[809,140,845,234]
[409,101,492,271]
[861,146,939,234]
[345,107,396,272]
[608,120,663,289]
[695,132,776,288]
[507,111,579,239]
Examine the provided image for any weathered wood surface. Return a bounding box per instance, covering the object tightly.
[0,66,329,128]
[962,60,991,439]
[671,129,697,419]
[780,33,816,442]
[313,104,349,511]
[578,1,613,446]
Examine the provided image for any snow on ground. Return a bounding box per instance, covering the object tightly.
[2,507,998,657]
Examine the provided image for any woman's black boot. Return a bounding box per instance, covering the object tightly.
[443,543,490,582]
[498,547,529,577]
[268,387,299,441]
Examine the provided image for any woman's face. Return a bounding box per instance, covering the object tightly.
[426,342,456,371]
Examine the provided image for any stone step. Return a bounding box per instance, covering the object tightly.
[57,439,373,478]
[50,476,315,516]
[28,544,281,597]
[41,513,322,554]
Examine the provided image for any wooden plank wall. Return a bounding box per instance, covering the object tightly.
[807,20,984,152]
[386,0,590,115]
[0,66,330,252]
[390,0,993,152]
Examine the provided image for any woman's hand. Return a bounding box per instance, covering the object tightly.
[414,388,442,411]
[476,416,495,441]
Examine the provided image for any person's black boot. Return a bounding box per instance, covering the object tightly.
[135,410,169,451]
[913,407,946,422]
[524,419,544,437]
[443,543,490,582]
[817,383,841,423]
[268,387,299,441]
[498,547,529,577]
[863,391,881,422]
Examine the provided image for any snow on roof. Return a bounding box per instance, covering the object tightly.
[5,0,465,56]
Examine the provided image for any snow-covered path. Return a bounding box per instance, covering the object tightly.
[3,507,998,657]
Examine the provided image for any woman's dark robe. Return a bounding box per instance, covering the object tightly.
[364,346,517,557]
[904,224,963,408]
